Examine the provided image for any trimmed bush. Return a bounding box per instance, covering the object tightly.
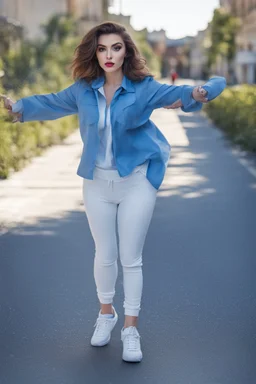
[204,85,256,152]
[0,89,78,178]
[0,36,78,178]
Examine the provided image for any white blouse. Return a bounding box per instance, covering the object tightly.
[95,86,148,175]
[95,86,116,169]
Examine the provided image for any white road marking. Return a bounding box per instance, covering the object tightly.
[232,149,256,180]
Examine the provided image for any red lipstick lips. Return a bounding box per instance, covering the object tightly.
[105,62,114,67]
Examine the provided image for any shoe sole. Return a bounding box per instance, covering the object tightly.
[122,354,143,363]
[90,314,118,347]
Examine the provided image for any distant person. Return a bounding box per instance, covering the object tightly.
[170,69,178,84]
[1,22,226,363]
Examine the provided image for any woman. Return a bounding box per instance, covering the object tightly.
[2,21,226,363]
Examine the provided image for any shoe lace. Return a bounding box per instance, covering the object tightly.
[126,329,141,351]
[94,318,110,337]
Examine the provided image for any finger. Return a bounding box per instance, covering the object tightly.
[199,86,208,98]
[164,104,176,109]
[164,98,182,109]
[169,104,178,109]
[200,89,207,97]
[4,98,12,110]
[197,92,208,102]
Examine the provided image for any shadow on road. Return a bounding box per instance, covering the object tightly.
[1,110,256,383]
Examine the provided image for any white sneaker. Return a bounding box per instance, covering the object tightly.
[90,307,118,347]
[121,326,143,362]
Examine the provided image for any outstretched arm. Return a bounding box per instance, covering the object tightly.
[146,78,204,113]
[164,85,208,109]
[146,77,226,112]
[1,82,79,123]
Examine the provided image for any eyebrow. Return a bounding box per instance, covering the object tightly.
[97,42,123,47]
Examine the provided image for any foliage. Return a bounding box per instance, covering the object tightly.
[0,19,23,53]
[41,14,77,45]
[207,8,241,78]
[133,30,161,78]
[0,84,78,179]
[0,14,79,179]
[2,42,37,91]
[204,85,256,152]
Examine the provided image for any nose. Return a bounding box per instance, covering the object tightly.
[106,49,112,60]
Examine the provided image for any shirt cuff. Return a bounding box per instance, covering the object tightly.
[12,100,24,113]
[201,77,227,101]
[181,85,203,112]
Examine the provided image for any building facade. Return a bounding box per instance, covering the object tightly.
[146,30,195,78]
[165,36,194,78]
[189,28,211,80]
[220,0,256,83]
[0,0,106,40]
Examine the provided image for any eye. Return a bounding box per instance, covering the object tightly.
[98,47,105,52]
[114,46,122,51]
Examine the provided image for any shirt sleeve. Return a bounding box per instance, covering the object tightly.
[200,77,226,101]
[12,100,24,113]
[17,82,79,123]
[146,77,203,113]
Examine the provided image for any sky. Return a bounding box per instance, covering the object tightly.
[109,0,220,39]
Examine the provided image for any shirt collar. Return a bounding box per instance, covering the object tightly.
[91,75,135,93]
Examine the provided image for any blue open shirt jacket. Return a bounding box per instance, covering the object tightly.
[14,75,226,190]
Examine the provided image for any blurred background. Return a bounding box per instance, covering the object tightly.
[1,0,256,84]
[0,0,256,177]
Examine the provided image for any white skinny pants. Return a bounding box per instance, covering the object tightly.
[82,165,157,316]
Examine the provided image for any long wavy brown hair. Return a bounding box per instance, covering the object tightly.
[70,21,152,82]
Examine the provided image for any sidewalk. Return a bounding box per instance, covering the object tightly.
[0,130,83,233]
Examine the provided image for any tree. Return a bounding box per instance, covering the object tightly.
[207,8,241,82]
[133,30,161,78]
[41,14,77,45]
[2,42,37,91]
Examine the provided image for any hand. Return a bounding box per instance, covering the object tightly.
[192,86,208,103]
[163,99,182,109]
[0,94,22,122]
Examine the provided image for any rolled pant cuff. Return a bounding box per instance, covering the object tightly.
[98,297,113,305]
[124,309,140,317]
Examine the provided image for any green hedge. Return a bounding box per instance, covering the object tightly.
[0,81,78,179]
[204,85,256,152]
[0,27,79,179]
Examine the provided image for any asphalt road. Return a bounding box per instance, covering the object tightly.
[0,83,256,384]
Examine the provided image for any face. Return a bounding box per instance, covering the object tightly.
[96,33,126,73]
